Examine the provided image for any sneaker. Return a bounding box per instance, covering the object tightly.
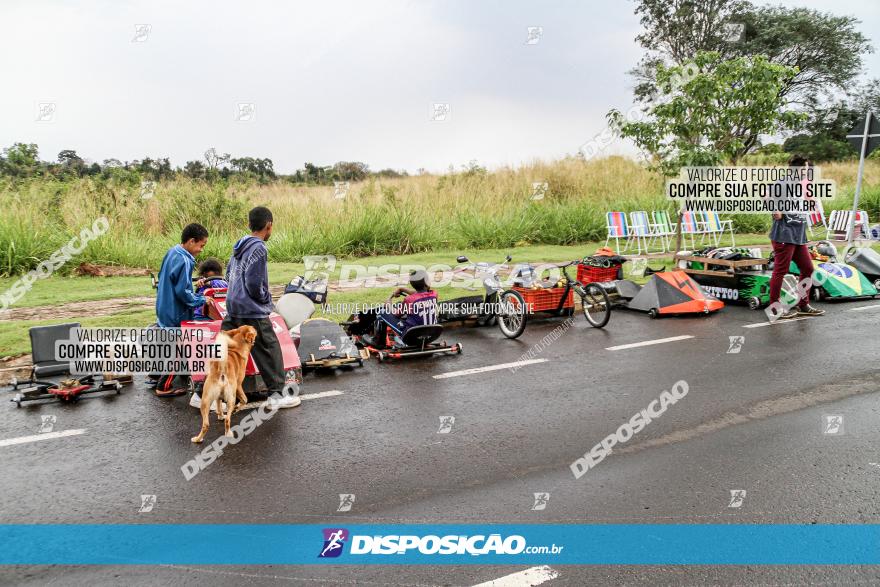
[189,393,228,412]
[797,304,825,316]
[267,394,302,409]
[776,308,799,320]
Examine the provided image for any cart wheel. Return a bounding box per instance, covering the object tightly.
[748,297,761,310]
[497,290,528,339]
[874,279,880,290]
[14,395,21,408]
[812,287,824,301]
[116,382,122,394]
[377,351,386,362]
[357,358,364,367]
[648,308,659,319]
[456,343,463,354]
[580,283,611,328]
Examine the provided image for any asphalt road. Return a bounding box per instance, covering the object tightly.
[2,298,880,586]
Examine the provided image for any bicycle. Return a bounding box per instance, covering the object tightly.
[439,255,529,339]
[555,260,612,328]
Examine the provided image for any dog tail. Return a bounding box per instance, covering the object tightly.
[218,359,227,384]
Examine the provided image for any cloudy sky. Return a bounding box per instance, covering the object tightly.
[1,0,878,173]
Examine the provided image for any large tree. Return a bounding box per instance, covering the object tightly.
[610,52,803,175]
[631,0,872,110]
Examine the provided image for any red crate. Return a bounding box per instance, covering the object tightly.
[512,286,574,313]
[577,263,619,283]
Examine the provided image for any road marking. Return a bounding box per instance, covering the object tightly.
[605,335,693,351]
[432,359,548,379]
[299,390,345,401]
[472,565,559,587]
[848,304,880,312]
[0,428,87,448]
[235,390,345,411]
[742,317,810,328]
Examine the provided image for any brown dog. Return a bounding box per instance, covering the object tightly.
[191,325,257,443]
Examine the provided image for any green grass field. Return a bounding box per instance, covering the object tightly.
[2,157,878,276]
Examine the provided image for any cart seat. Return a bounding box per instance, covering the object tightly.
[30,322,80,377]
[401,324,443,348]
[275,293,316,330]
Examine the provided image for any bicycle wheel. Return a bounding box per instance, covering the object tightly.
[496,290,528,339]
[579,282,611,328]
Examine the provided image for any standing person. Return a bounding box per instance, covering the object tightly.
[211,206,299,408]
[152,223,209,396]
[768,156,825,320]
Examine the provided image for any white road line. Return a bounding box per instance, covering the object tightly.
[0,428,87,448]
[848,304,880,312]
[235,390,345,411]
[742,317,811,328]
[432,358,548,379]
[605,335,693,351]
[472,565,559,587]
[299,390,345,401]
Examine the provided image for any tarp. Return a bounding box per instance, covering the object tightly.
[625,270,724,315]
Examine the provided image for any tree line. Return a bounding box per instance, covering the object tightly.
[0,144,408,185]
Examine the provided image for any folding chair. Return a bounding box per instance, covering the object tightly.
[807,200,827,238]
[679,211,705,249]
[702,212,735,246]
[650,210,676,252]
[604,211,629,254]
[855,210,871,240]
[825,210,868,241]
[628,211,654,254]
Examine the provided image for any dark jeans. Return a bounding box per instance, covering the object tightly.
[369,313,405,349]
[221,316,285,394]
[769,240,813,308]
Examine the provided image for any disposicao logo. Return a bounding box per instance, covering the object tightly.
[318,529,540,557]
[318,528,349,558]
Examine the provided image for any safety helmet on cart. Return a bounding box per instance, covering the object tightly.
[815,240,838,261]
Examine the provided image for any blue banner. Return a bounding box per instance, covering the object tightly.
[1,524,877,565]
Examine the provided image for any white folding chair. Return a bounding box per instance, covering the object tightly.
[702,212,735,246]
[627,211,654,254]
[604,211,629,254]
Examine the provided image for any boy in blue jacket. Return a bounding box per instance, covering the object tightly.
[153,223,208,396]
[220,206,300,408]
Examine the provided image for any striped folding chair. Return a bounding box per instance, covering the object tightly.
[604,211,629,254]
[856,210,871,240]
[826,210,854,241]
[650,210,676,252]
[807,200,827,237]
[702,212,735,246]
[628,211,653,254]
[679,211,706,249]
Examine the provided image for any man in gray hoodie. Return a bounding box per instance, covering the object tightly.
[219,206,299,408]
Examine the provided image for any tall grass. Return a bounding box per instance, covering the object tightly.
[1,156,878,276]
